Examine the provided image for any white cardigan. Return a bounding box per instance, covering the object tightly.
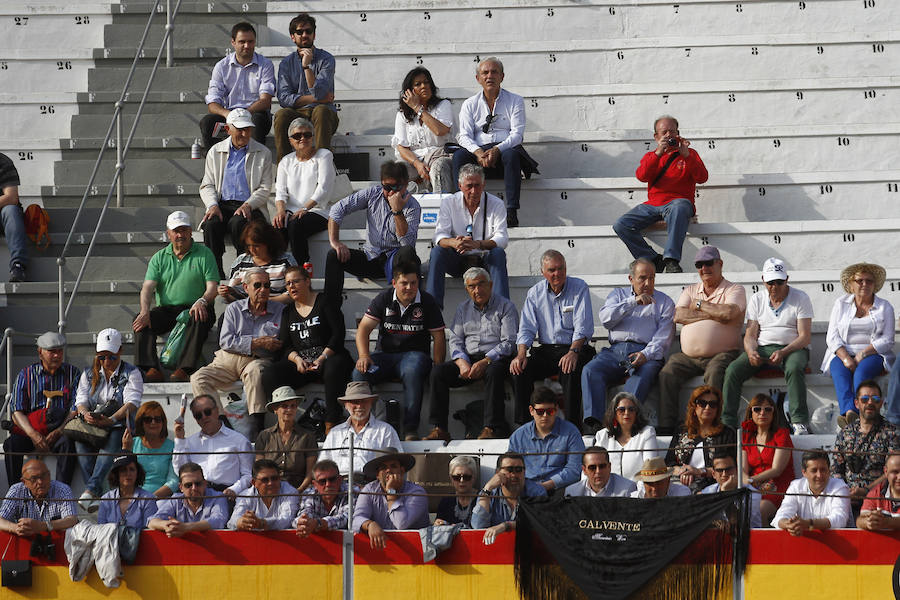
[820,294,895,373]
[594,425,660,481]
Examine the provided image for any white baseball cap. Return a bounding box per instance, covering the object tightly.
[226,108,254,129]
[166,210,191,230]
[96,328,122,353]
[762,258,788,281]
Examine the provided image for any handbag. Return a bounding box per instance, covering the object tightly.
[9,391,66,437]
[63,415,110,448]
[160,309,191,369]
[1,536,31,588]
[117,525,141,565]
[327,172,354,207]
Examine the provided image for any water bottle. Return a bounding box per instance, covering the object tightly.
[190,141,203,159]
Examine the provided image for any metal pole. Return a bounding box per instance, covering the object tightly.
[165,0,174,67]
[733,424,744,600]
[57,259,66,333]
[343,434,354,600]
[116,107,124,207]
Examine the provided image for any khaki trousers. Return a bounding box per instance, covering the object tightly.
[274,105,339,160]
[190,350,272,415]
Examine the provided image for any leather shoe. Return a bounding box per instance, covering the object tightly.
[424,427,451,442]
[506,209,519,228]
[476,426,496,440]
[170,368,190,382]
[143,368,164,383]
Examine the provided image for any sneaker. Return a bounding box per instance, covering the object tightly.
[78,490,99,513]
[9,262,25,283]
[143,368,165,383]
[477,426,496,440]
[652,254,666,273]
[663,258,683,273]
[792,423,810,435]
[423,426,451,442]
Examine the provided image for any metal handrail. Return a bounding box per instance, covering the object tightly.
[56,0,181,333]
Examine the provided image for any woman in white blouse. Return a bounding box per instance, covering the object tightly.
[821,263,895,422]
[392,67,454,193]
[594,392,659,481]
[273,117,336,267]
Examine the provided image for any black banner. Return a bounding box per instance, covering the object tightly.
[514,489,750,600]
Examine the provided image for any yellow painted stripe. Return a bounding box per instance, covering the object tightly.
[746,564,894,597]
[354,564,517,600]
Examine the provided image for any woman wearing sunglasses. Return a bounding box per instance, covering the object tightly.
[392,67,454,193]
[219,219,296,304]
[665,385,736,493]
[73,328,143,512]
[434,455,479,527]
[122,400,178,498]
[594,392,659,481]
[273,116,336,267]
[741,393,794,525]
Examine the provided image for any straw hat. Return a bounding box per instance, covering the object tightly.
[633,457,674,483]
[840,263,885,294]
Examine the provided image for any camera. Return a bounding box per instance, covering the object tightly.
[667,138,677,147]
[29,534,55,560]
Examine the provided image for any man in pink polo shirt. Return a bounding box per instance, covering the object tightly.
[656,246,746,434]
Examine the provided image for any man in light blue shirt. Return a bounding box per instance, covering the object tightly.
[148,463,230,535]
[508,387,585,493]
[510,249,595,429]
[700,451,762,529]
[582,258,675,432]
[324,161,421,305]
[200,22,275,149]
[564,447,637,498]
[274,12,338,159]
[228,459,299,531]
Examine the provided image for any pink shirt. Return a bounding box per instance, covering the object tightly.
[676,278,746,357]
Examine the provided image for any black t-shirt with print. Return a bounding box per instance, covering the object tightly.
[365,288,445,355]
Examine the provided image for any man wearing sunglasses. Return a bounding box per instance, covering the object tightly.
[564,447,636,498]
[832,381,899,511]
[295,459,352,536]
[508,387,585,493]
[199,107,273,279]
[471,452,545,544]
[452,57,538,228]
[657,246,745,436]
[173,395,253,502]
[325,161,422,305]
[274,12,338,159]
[722,258,813,433]
[201,22,274,151]
[613,115,708,274]
[191,268,284,441]
[149,462,229,536]
[228,459,299,530]
[700,450,762,528]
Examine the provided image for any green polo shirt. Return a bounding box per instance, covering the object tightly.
[145,242,219,307]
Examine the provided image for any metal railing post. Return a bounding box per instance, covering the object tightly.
[57,259,66,333]
[116,107,124,207]
[343,435,355,600]
[166,0,174,67]
[733,425,744,600]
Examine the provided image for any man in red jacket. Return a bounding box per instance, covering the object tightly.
[613,116,708,273]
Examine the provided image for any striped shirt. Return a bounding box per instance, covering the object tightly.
[0,481,77,522]
[11,362,81,415]
[295,481,352,531]
[329,185,421,260]
[226,252,297,298]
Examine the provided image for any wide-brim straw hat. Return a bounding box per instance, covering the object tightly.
[840,263,886,294]
[362,447,416,481]
[634,457,674,483]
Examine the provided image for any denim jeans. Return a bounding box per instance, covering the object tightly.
[613,198,693,261]
[352,351,432,433]
[424,245,510,308]
[581,341,663,422]
[830,354,885,416]
[451,147,522,209]
[1,203,28,269]
[76,427,125,496]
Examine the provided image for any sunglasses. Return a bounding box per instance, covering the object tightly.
[255,475,281,484]
[314,475,341,486]
[764,279,786,286]
[616,406,637,414]
[293,27,314,36]
[713,466,736,474]
[859,395,883,404]
[696,399,719,409]
[290,131,314,141]
[586,463,610,471]
[695,259,715,269]
[251,281,271,290]
[96,354,118,362]
[481,113,496,134]
[532,407,557,417]
[142,415,165,424]
[501,466,525,473]
[181,481,204,489]
[382,182,404,193]
[751,406,774,414]
[193,407,215,420]
[852,278,874,286]
[451,474,473,482]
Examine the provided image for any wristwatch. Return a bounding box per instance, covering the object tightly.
[391,209,403,216]
[695,300,702,310]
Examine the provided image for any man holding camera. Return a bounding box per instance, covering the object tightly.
[613,115,708,274]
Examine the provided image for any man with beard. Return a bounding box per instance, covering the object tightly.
[471,452,546,545]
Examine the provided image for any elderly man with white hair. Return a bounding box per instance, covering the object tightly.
[425,163,510,309]
[190,267,284,441]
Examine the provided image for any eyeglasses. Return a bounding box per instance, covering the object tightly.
[501,466,525,473]
[23,473,50,483]
[96,354,118,361]
[192,407,215,420]
[852,278,875,286]
[481,113,496,134]
[532,407,557,417]
[255,475,281,484]
[142,415,165,424]
[314,475,341,486]
[713,466,736,474]
[293,27,314,36]
[764,279,786,286]
[696,399,719,409]
[251,281,271,289]
[616,406,637,414]
[586,463,610,471]
[181,481,204,489]
[859,395,883,404]
[290,131,314,141]
[751,406,774,414]
[695,259,715,269]
[451,474,473,482]
[382,182,404,193]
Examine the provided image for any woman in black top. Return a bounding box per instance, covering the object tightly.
[433,455,478,528]
[272,266,353,431]
[665,384,737,493]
